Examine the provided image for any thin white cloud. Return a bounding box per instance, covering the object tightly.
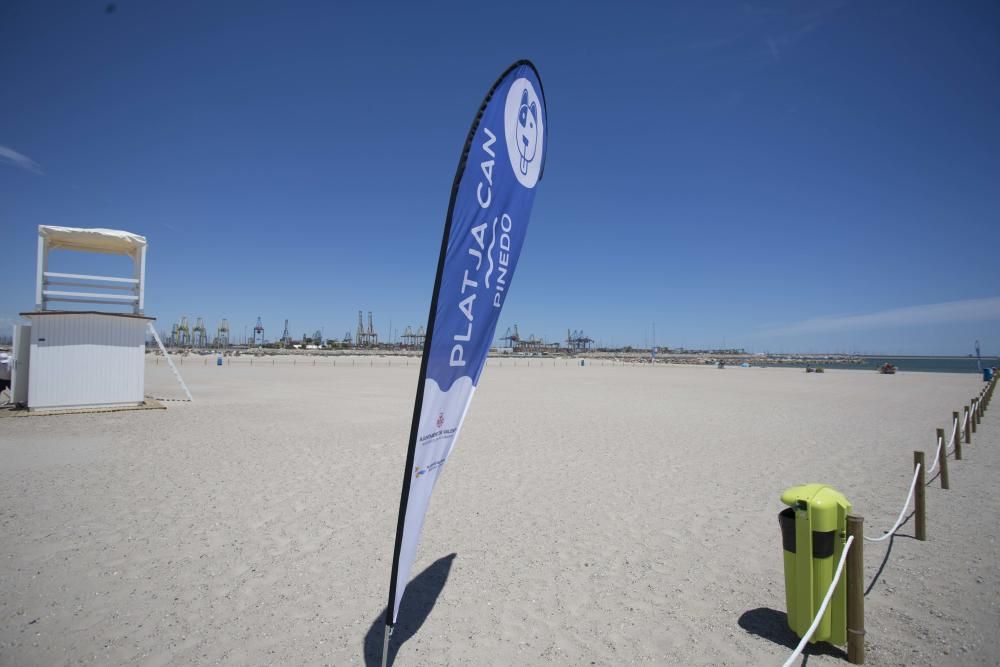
[765,297,1000,336]
[691,1,846,59]
[0,145,43,174]
[766,37,780,61]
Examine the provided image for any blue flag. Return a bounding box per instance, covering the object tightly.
[385,60,547,630]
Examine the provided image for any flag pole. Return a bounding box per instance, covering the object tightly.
[381,625,391,667]
[380,60,534,667]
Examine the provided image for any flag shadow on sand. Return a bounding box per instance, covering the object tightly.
[364,553,456,667]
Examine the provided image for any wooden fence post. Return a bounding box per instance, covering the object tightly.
[914,451,926,541]
[937,428,949,490]
[847,515,865,664]
[952,412,962,461]
[964,406,971,444]
[971,399,978,433]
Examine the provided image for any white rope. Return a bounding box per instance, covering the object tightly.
[945,419,958,454]
[781,535,855,667]
[864,463,921,543]
[926,435,944,475]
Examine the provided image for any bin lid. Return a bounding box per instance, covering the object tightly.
[781,484,851,512]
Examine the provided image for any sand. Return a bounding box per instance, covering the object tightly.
[1,358,997,666]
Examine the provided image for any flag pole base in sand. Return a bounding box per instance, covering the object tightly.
[381,624,392,667]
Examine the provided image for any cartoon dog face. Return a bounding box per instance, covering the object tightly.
[515,88,538,175]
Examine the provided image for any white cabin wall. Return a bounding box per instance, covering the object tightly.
[27,313,147,409]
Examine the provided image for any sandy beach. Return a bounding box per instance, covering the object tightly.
[1,359,997,666]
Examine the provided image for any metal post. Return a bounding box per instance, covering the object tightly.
[937,428,949,490]
[953,413,962,461]
[381,624,392,667]
[846,515,865,664]
[914,451,926,541]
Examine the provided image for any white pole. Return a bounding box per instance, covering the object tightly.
[137,245,147,314]
[35,235,45,310]
[147,322,193,401]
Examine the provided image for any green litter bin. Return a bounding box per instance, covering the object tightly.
[778,484,851,645]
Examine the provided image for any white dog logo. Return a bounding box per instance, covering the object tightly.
[515,88,538,176]
[504,77,544,188]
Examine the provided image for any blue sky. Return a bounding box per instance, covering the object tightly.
[2,1,998,354]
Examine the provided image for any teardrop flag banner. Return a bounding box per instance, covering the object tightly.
[382,60,547,658]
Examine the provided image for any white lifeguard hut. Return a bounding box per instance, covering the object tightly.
[17,226,155,411]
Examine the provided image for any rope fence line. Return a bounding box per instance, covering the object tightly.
[926,434,945,476]
[781,535,855,667]
[877,381,991,540]
[781,374,995,666]
[863,463,920,543]
[927,414,963,474]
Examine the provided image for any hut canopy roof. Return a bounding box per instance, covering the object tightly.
[39,225,147,255]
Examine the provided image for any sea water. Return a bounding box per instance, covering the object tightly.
[763,356,999,374]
